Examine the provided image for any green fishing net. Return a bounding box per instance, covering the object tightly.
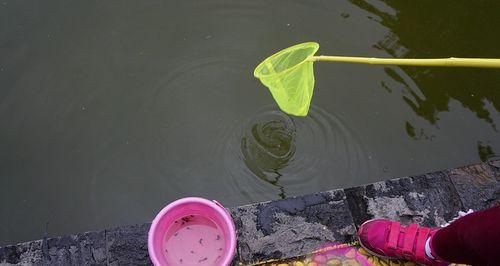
[254,42,319,116]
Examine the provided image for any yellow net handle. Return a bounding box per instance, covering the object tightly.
[309,55,500,68]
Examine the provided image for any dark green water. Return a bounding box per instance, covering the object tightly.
[1,0,499,245]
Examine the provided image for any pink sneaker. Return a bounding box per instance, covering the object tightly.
[357,219,449,266]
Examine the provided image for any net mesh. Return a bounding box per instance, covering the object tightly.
[254,42,319,116]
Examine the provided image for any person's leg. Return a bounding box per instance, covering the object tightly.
[357,205,500,266]
[431,205,500,266]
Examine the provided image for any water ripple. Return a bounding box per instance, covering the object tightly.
[217,105,371,202]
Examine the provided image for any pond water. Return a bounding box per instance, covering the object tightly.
[1,0,499,245]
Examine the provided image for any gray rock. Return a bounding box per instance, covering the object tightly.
[0,240,44,266]
[106,224,151,266]
[0,231,106,266]
[488,158,500,180]
[229,189,356,264]
[345,172,463,227]
[446,162,500,210]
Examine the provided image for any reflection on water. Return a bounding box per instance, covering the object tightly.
[477,141,496,162]
[241,112,296,198]
[404,121,435,141]
[350,0,500,131]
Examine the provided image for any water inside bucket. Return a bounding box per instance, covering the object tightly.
[163,214,226,265]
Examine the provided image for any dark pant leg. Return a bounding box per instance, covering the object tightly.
[431,205,500,266]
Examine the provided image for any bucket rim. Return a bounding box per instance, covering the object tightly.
[148,197,236,266]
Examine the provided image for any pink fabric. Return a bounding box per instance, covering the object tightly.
[386,222,400,250]
[415,227,431,262]
[402,224,418,256]
[431,205,500,266]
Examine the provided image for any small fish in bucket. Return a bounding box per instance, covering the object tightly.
[148,197,236,266]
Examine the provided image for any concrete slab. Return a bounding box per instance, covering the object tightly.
[230,189,356,264]
[446,162,500,210]
[0,230,106,266]
[345,172,463,228]
[106,224,150,266]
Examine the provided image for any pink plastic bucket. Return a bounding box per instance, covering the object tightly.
[148,197,236,266]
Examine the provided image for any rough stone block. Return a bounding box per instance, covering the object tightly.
[229,189,356,264]
[0,240,44,265]
[345,172,463,228]
[446,162,500,210]
[106,223,151,266]
[488,158,500,180]
[0,230,106,266]
[50,231,107,265]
